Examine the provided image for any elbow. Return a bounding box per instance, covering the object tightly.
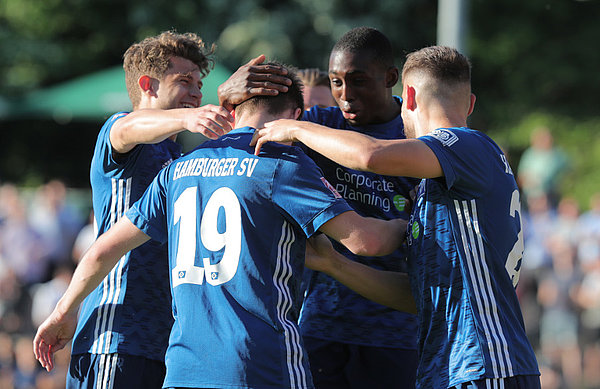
[352,144,387,174]
[347,235,392,257]
[350,149,378,172]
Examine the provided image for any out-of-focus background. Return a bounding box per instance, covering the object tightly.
[0,0,598,388]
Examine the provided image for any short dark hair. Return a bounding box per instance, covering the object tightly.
[236,61,304,117]
[332,26,394,68]
[123,30,215,108]
[402,46,471,85]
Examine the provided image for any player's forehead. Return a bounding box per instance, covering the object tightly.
[165,56,202,79]
[328,49,379,77]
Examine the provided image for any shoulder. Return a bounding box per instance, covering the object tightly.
[302,106,344,127]
[421,127,497,151]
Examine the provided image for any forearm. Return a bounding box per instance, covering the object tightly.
[324,250,417,314]
[321,211,407,257]
[290,122,380,171]
[55,245,119,318]
[111,109,187,153]
[364,217,407,256]
[54,219,150,319]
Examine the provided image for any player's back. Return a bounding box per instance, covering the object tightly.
[149,126,350,389]
[408,127,539,387]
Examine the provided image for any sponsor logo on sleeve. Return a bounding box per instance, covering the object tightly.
[428,129,459,147]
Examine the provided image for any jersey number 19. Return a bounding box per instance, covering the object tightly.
[172,186,242,287]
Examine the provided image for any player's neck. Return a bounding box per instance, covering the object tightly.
[417,107,468,136]
[234,112,276,130]
[379,94,402,122]
[235,109,298,130]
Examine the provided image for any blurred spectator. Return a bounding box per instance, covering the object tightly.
[0,332,14,389]
[521,193,556,273]
[30,264,73,328]
[0,184,47,286]
[28,179,85,272]
[552,196,581,247]
[71,210,95,263]
[297,68,336,109]
[0,267,31,334]
[575,263,600,388]
[577,192,600,270]
[536,237,582,388]
[0,182,82,388]
[517,126,569,207]
[12,335,37,389]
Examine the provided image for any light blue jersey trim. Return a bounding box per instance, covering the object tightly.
[454,199,513,377]
[274,220,310,389]
[91,177,131,355]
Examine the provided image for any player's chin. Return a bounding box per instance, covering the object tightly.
[346,116,367,126]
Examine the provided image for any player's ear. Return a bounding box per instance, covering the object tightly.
[405,85,417,111]
[293,107,302,120]
[467,93,476,116]
[138,75,158,97]
[385,66,399,88]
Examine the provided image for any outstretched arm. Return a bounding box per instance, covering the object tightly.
[33,217,150,372]
[110,105,235,153]
[218,55,292,111]
[306,234,417,314]
[251,119,443,179]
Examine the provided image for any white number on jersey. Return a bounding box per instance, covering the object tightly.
[172,186,242,287]
[505,189,524,288]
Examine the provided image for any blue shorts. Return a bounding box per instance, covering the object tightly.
[66,353,166,389]
[454,375,541,389]
[303,336,418,389]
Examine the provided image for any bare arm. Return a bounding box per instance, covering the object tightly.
[317,210,407,257]
[306,234,417,314]
[33,217,150,371]
[110,105,235,153]
[251,119,443,179]
[217,55,292,112]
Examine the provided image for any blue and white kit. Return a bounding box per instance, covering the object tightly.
[72,112,181,362]
[407,127,540,388]
[299,101,419,350]
[126,126,352,389]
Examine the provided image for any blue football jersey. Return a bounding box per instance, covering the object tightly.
[407,127,540,388]
[72,112,181,361]
[299,101,420,349]
[125,126,352,389]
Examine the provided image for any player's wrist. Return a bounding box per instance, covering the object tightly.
[55,298,79,321]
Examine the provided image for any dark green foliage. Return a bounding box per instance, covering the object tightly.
[0,0,598,207]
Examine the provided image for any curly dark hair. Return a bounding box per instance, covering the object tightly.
[123,30,215,108]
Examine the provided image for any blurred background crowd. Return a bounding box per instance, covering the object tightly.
[0,179,92,389]
[0,126,598,388]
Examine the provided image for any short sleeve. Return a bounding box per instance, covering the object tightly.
[125,167,169,243]
[96,112,130,172]
[272,150,352,237]
[419,128,493,198]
